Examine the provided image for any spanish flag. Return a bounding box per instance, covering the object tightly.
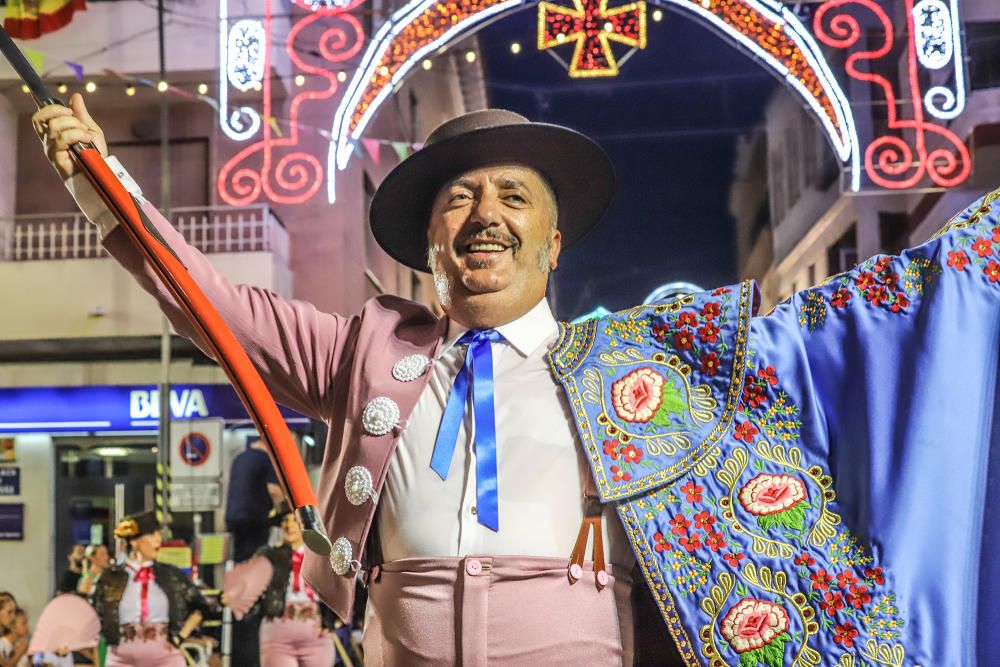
[4,0,86,40]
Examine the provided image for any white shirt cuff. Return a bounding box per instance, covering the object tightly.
[64,155,145,239]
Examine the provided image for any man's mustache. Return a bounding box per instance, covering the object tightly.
[454,227,520,252]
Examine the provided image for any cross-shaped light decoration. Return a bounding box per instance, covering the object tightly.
[538,0,646,77]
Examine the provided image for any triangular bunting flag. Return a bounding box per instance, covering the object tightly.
[391,141,410,161]
[361,138,381,165]
[65,60,84,81]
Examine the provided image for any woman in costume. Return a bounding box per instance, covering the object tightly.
[77,543,110,599]
[224,503,337,667]
[93,512,210,666]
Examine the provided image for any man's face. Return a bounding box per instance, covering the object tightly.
[281,514,302,544]
[426,165,561,310]
[92,545,110,569]
[0,600,13,629]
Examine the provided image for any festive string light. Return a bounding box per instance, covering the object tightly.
[218,0,262,142]
[57,83,68,94]
[294,73,306,86]
[511,41,521,53]
[421,59,432,69]
[85,81,96,93]
[337,71,348,81]
[538,0,647,77]
[157,80,169,92]
[125,85,136,96]
[651,8,662,20]
[911,0,966,120]
[20,84,29,93]
[227,19,266,92]
[198,83,209,94]
[465,50,476,62]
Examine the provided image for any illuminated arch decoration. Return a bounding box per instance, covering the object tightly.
[537,0,648,77]
[217,0,366,205]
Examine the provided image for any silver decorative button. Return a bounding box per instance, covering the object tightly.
[345,466,377,506]
[330,537,353,576]
[392,354,431,382]
[361,396,399,436]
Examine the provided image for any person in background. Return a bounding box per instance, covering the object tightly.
[77,544,110,599]
[225,437,282,667]
[55,545,85,595]
[93,512,211,666]
[0,599,27,667]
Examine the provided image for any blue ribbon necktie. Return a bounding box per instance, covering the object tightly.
[430,328,503,531]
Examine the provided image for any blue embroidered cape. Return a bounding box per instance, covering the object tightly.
[549,186,1000,666]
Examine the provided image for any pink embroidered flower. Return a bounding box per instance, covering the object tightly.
[734,422,759,443]
[830,287,852,308]
[603,439,620,459]
[834,622,859,648]
[680,481,703,503]
[678,534,701,552]
[700,352,720,376]
[738,474,806,517]
[810,569,833,591]
[674,328,694,351]
[948,250,970,271]
[693,510,715,531]
[705,531,726,552]
[865,566,885,585]
[819,591,845,616]
[697,323,720,344]
[724,552,745,567]
[846,584,871,609]
[669,515,690,536]
[701,301,722,321]
[611,368,665,423]
[973,237,993,257]
[652,532,671,553]
[677,312,699,328]
[720,598,790,654]
[837,571,858,589]
[986,260,1000,283]
[794,552,816,567]
[610,465,631,482]
[621,444,643,464]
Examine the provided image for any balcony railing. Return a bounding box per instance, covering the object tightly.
[0,205,288,264]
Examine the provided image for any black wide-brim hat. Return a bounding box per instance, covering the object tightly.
[114,511,163,540]
[268,501,293,527]
[369,109,616,272]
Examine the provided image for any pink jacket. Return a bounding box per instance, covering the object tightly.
[105,201,450,620]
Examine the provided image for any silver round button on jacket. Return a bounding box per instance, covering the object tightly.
[361,396,399,436]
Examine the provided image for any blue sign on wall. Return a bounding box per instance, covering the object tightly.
[0,384,307,433]
[0,467,19,496]
[0,503,24,540]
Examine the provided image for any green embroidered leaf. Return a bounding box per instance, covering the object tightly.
[651,381,688,426]
[737,633,790,667]
[735,582,749,597]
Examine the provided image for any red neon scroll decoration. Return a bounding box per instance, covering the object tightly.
[814,0,970,189]
[218,0,365,206]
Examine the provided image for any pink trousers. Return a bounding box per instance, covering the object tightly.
[106,632,185,667]
[260,616,335,667]
[363,555,634,667]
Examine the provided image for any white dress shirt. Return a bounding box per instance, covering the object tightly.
[118,560,170,624]
[380,299,632,567]
[67,162,632,569]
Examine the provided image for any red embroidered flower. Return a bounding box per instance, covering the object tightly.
[677,312,698,328]
[846,584,871,609]
[947,250,970,271]
[873,257,892,273]
[720,599,790,654]
[734,422,759,444]
[698,323,720,344]
[705,531,726,552]
[678,534,702,552]
[810,569,833,591]
[651,324,671,342]
[891,292,909,313]
[681,481,703,503]
[757,366,778,386]
[621,444,643,464]
[611,368,666,423]
[700,352,720,376]
[865,285,888,305]
[855,272,876,290]
[694,510,715,531]
[864,566,885,585]
[742,379,767,409]
[837,571,858,589]
[610,465,631,482]
[882,272,900,290]
[701,302,722,321]
[712,287,732,296]
[819,591,845,616]
[973,237,993,257]
[674,328,694,351]
[669,515,690,536]
[992,227,1000,243]
[653,532,671,553]
[603,439,620,459]
[830,287,852,308]
[986,261,1000,283]
[794,552,816,567]
[724,552,745,567]
[833,622,859,649]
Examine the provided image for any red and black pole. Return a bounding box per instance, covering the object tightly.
[0,26,332,556]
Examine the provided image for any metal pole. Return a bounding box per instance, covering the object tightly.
[157,0,173,536]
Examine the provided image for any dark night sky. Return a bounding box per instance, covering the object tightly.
[477,7,779,319]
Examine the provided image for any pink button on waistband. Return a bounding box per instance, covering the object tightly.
[597,569,609,587]
[568,563,583,581]
[466,559,483,576]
